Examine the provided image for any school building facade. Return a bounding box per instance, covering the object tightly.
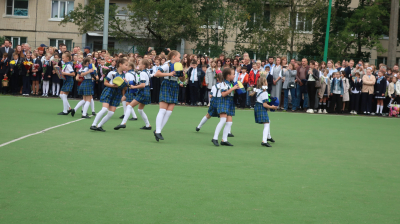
[0,0,399,65]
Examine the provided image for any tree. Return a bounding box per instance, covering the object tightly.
[299,0,389,61]
[60,0,202,50]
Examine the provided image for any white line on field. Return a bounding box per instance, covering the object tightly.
[0,106,122,148]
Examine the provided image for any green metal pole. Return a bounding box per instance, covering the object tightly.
[323,0,333,62]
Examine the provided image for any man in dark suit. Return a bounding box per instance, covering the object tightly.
[187,59,205,106]
[0,39,14,61]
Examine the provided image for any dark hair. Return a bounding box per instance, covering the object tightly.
[2,53,8,57]
[82,58,91,66]
[201,64,207,68]
[191,59,197,65]
[310,60,315,65]
[222,68,232,80]
[241,66,247,70]
[101,49,107,53]
[116,58,128,68]
[268,56,274,60]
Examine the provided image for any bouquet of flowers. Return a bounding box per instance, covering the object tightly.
[9,60,16,70]
[215,70,222,78]
[23,61,33,70]
[101,66,110,76]
[74,64,82,70]
[260,71,268,79]
[32,64,40,77]
[51,58,59,66]
[2,77,8,87]
[105,60,112,66]
[43,63,47,75]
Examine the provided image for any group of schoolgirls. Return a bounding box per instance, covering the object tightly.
[90,57,152,132]
[196,68,277,147]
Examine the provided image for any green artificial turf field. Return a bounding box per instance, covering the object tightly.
[0,95,399,223]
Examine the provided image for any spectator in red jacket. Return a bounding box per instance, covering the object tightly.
[248,63,260,107]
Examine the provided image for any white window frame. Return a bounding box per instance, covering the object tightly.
[49,0,74,21]
[4,0,29,17]
[294,12,312,33]
[50,39,70,47]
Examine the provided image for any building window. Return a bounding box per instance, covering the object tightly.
[50,39,72,51]
[247,8,270,29]
[293,12,312,32]
[6,0,28,16]
[5,36,27,49]
[51,1,74,19]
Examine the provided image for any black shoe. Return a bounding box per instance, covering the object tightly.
[67,109,72,114]
[153,131,159,142]
[71,109,76,117]
[57,112,69,115]
[129,118,138,120]
[261,142,272,147]
[81,115,91,119]
[140,126,152,130]
[97,127,106,132]
[267,138,275,143]
[119,115,124,119]
[211,139,219,146]
[92,112,96,116]
[228,133,234,137]
[156,132,164,140]
[90,126,98,131]
[196,127,200,132]
[114,124,126,130]
[221,141,233,146]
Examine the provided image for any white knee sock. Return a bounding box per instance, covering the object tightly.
[155,109,166,133]
[98,110,114,127]
[92,107,108,126]
[263,123,270,143]
[74,100,85,111]
[56,84,60,95]
[82,101,90,116]
[197,116,209,129]
[161,110,172,131]
[138,109,150,127]
[379,105,383,113]
[228,124,232,134]
[122,101,127,114]
[91,99,95,112]
[43,81,49,94]
[121,105,132,125]
[213,117,227,140]
[376,105,380,113]
[60,94,68,113]
[222,122,232,142]
[268,120,272,139]
[131,107,137,119]
[52,83,56,95]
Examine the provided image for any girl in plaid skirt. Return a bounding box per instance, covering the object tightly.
[115,59,152,131]
[196,72,224,132]
[90,58,129,132]
[71,58,94,118]
[58,52,75,115]
[250,77,277,147]
[153,50,186,141]
[119,62,138,121]
[211,68,239,147]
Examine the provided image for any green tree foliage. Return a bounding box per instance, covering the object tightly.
[60,0,201,49]
[300,0,389,61]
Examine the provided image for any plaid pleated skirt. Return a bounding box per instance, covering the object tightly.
[159,79,179,104]
[135,86,151,105]
[208,97,220,117]
[125,92,136,103]
[254,102,269,124]
[61,76,74,92]
[217,96,235,116]
[78,79,94,96]
[100,87,122,107]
